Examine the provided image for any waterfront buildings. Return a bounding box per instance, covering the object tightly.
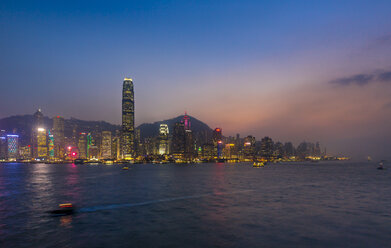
[121,78,135,159]
[0,94,332,162]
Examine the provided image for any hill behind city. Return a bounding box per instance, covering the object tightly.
[0,114,214,144]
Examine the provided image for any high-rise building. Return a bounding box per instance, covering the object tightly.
[284,142,295,157]
[78,133,87,159]
[260,136,274,159]
[19,145,31,160]
[121,78,135,159]
[184,130,195,160]
[213,128,223,158]
[36,128,47,159]
[112,131,121,160]
[101,131,112,159]
[171,122,186,158]
[7,134,19,161]
[0,132,7,160]
[223,143,237,159]
[53,116,65,160]
[159,124,169,155]
[314,142,321,156]
[273,141,284,158]
[32,109,44,158]
[134,128,141,157]
[201,143,214,160]
[296,142,315,159]
[48,130,54,159]
[87,133,92,158]
[243,135,256,159]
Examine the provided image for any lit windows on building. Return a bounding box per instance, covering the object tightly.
[78,133,87,159]
[7,135,19,161]
[101,131,112,159]
[37,128,47,159]
[159,124,169,155]
[122,78,135,159]
[53,116,65,160]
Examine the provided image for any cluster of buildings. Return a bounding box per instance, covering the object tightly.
[143,123,328,162]
[0,77,339,163]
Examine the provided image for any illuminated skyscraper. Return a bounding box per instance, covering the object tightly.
[7,135,19,161]
[87,133,92,158]
[101,131,112,159]
[0,131,6,160]
[184,130,194,160]
[78,133,87,159]
[134,128,142,156]
[37,128,47,159]
[158,124,169,155]
[171,122,186,158]
[32,109,44,158]
[121,78,135,159]
[112,130,121,160]
[19,145,31,160]
[53,116,65,159]
[213,128,223,158]
[48,130,55,159]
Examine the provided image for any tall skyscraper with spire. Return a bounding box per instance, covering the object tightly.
[121,78,135,159]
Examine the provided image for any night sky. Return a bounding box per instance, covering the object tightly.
[1,0,391,159]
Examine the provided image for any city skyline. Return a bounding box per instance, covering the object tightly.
[1,1,391,159]
[0,86,335,163]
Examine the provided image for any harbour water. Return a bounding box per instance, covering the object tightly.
[0,162,390,247]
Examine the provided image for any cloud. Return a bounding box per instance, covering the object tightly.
[378,71,391,81]
[329,70,391,86]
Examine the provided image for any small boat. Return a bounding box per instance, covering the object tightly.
[48,203,75,215]
[253,162,265,167]
[377,161,385,170]
[122,166,129,170]
[74,159,84,165]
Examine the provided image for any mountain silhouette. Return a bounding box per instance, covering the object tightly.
[137,115,213,139]
[0,114,214,145]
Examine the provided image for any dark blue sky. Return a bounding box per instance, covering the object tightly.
[1,0,391,158]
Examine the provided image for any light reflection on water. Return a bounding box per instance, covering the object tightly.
[0,162,390,247]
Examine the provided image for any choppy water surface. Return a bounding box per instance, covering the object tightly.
[0,162,390,247]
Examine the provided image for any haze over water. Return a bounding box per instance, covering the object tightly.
[1,162,390,247]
